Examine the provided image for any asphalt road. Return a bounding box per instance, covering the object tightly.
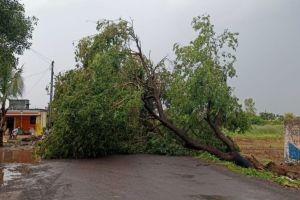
[1,155,299,200]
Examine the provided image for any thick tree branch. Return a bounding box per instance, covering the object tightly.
[205,102,236,152]
[143,99,235,161]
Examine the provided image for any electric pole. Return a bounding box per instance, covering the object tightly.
[48,61,54,128]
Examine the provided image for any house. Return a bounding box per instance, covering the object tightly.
[5,99,47,136]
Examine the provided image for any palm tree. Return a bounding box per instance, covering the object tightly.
[0,62,24,146]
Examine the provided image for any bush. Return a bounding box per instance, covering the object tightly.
[145,132,195,156]
[245,113,265,125]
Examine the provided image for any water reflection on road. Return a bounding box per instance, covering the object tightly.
[0,165,22,186]
[0,148,36,187]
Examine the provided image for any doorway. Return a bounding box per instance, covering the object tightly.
[7,117,14,131]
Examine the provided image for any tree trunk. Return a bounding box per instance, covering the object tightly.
[0,102,7,147]
[144,99,300,179]
[0,117,4,147]
[133,33,255,169]
[131,34,294,176]
[143,100,254,168]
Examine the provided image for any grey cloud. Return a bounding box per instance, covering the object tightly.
[18,0,300,115]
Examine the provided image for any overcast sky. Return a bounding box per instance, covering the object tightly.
[18,0,300,115]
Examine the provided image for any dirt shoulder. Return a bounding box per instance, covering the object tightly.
[234,136,300,178]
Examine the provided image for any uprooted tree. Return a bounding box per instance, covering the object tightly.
[124,17,293,175]
[127,17,289,174]
[44,15,300,175]
[128,16,254,167]
[41,16,259,168]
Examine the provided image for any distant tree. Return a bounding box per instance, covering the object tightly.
[276,114,284,121]
[244,98,256,115]
[284,112,295,121]
[245,113,264,125]
[0,0,36,146]
[259,112,276,121]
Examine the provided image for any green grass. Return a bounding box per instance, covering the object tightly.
[229,124,284,139]
[196,151,300,188]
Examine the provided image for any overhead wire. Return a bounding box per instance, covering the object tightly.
[22,48,52,96]
[28,48,72,74]
[24,48,74,97]
[25,65,50,95]
[29,48,52,64]
[24,66,50,79]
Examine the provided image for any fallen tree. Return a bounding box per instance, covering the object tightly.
[125,16,293,175]
[43,16,293,177]
[126,16,254,167]
[54,17,259,167]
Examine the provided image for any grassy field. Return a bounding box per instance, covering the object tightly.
[231,124,284,139]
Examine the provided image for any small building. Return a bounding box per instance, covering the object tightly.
[5,99,47,136]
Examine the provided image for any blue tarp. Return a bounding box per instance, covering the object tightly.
[288,142,300,160]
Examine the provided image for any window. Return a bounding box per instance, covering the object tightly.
[30,116,36,125]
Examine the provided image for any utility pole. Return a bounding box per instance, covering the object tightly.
[48,61,54,128]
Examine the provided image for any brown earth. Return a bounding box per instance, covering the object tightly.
[234,137,300,177]
[234,138,284,164]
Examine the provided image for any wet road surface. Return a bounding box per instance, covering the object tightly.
[0,154,299,200]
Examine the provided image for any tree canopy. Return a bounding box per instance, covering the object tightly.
[0,0,36,55]
[40,16,254,168]
[39,20,145,158]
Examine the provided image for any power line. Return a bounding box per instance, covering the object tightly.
[28,48,69,74]
[25,65,50,95]
[29,48,52,64]
[24,66,50,79]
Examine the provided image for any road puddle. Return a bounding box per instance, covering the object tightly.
[0,165,23,186]
[0,148,37,187]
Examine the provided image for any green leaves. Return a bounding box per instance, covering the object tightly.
[0,0,37,55]
[40,20,144,158]
[167,15,248,142]
[0,0,34,114]
[40,16,250,158]
[0,62,24,102]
